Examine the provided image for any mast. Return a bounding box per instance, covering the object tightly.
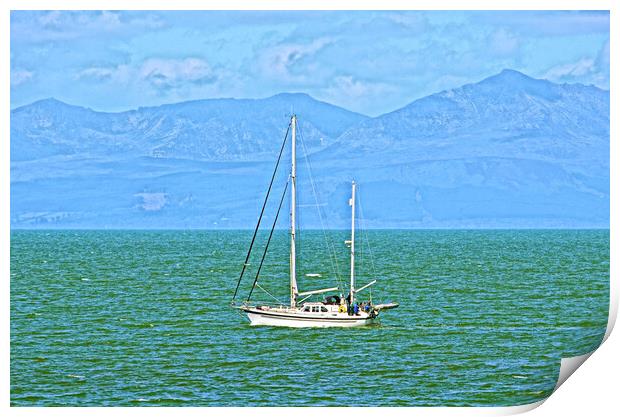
[349,181,356,305]
[290,115,298,307]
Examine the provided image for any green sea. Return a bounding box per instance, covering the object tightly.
[10,229,609,406]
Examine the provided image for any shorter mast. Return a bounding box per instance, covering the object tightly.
[349,181,356,305]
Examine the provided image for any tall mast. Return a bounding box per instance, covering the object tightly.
[290,115,298,307]
[349,181,356,305]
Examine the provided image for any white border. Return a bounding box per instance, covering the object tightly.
[2,1,616,416]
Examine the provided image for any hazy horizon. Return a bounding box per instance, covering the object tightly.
[10,67,611,119]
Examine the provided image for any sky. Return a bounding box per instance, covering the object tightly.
[10,10,610,116]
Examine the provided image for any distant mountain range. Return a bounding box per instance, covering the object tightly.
[10,69,609,228]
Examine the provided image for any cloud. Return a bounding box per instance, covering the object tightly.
[139,58,217,90]
[328,75,392,99]
[37,10,63,29]
[11,11,166,43]
[318,75,397,115]
[472,11,609,36]
[75,57,219,94]
[542,39,609,89]
[259,37,332,82]
[594,39,610,84]
[34,11,124,37]
[75,67,115,81]
[75,64,132,84]
[384,12,427,31]
[544,58,595,80]
[595,38,610,76]
[488,29,520,57]
[11,69,34,86]
[134,192,167,211]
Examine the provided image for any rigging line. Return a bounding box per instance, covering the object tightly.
[358,208,364,281]
[357,185,377,276]
[297,197,302,277]
[255,282,286,305]
[246,178,290,302]
[297,121,343,292]
[231,122,291,304]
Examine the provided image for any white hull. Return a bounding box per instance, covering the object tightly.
[243,307,376,328]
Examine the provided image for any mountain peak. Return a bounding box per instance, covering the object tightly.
[33,97,75,107]
[15,97,87,113]
[481,69,540,85]
[268,92,313,101]
[463,68,563,101]
[499,68,529,78]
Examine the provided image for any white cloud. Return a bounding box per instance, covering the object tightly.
[14,11,166,43]
[11,69,34,86]
[37,11,123,33]
[75,64,132,84]
[597,39,610,66]
[259,37,332,81]
[541,38,609,89]
[328,76,376,98]
[134,192,167,211]
[473,11,609,36]
[139,58,216,90]
[75,67,115,81]
[588,38,610,89]
[75,57,218,94]
[319,75,396,115]
[384,12,427,32]
[37,10,63,28]
[100,11,122,28]
[488,29,520,57]
[543,58,596,81]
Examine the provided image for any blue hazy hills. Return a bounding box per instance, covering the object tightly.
[10,69,609,229]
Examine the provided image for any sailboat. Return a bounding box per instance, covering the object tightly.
[231,115,398,327]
